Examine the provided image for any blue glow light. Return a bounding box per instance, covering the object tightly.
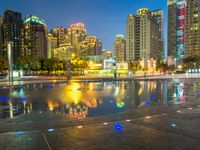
[114,123,123,132]
[0,96,8,101]
[145,100,150,107]
[27,138,32,141]
[48,85,53,89]
[20,97,27,101]
[16,131,25,135]
[150,94,156,99]
[48,128,55,132]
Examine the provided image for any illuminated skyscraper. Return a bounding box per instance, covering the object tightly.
[126,8,163,62]
[167,0,186,61]
[176,0,186,60]
[23,15,48,58]
[67,23,87,54]
[50,26,66,46]
[114,34,126,62]
[167,0,177,58]
[186,0,200,57]
[3,9,23,62]
[126,14,135,62]
[151,10,165,59]
[0,16,3,56]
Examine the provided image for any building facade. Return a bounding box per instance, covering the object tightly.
[0,16,3,56]
[167,0,177,58]
[151,10,165,59]
[77,36,102,62]
[126,8,163,63]
[101,49,112,60]
[47,34,58,59]
[3,9,23,63]
[168,0,187,61]
[53,43,73,61]
[126,14,135,62]
[22,15,48,59]
[186,0,200,57]
[50,26,66,47]
[67,23,87,54]
[114,34,126,63]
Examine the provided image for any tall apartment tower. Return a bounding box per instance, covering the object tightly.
[50,26,66,47]
[22,15,48,59]
[151,10,165,59]
[0,16,3,56]
[168,0,186,60]
[186,0,200,57]
[3,9,23,63]
[126,8,163,62]
[167,0,177,58]
[126,14,135,62]
[114,34,126,63]
[67,23,87,54]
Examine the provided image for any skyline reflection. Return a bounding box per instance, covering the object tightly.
[0,79,196,119]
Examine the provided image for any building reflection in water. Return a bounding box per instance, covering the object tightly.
[0,87,32,119]
[173,80,185,104]
[0,79,189,119]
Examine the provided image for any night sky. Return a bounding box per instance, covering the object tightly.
[0,0,167,50]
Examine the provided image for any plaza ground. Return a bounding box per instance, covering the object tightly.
[0,74,200,150]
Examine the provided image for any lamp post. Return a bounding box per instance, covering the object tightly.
[7,42,13,86]
[144,51,147,78]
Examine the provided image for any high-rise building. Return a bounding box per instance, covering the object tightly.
[50,26,66,46]
[126,14,135,62]
[53,43,73,61]
[77,36,102,62]
[47,34,58,59]
[167,0,177,58]
[22,15,48,59]
[151,10,165,59]
[67,23,87,54]
[167,0,186,61]
[0,16,3,56]
[3,9,23,63]
[114,34,126,63]
[126,8,163,62]
[186,0,200,57]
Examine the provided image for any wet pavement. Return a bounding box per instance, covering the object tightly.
[0,78,200,149]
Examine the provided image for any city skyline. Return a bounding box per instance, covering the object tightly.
[0,0,167,50]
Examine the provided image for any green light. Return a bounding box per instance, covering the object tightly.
[116,101,125,108]
[25,16,45,25]
[116,34,124,39]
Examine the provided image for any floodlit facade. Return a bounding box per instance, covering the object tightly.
[47,34,58,59]
[50,26,66,46]
[67,23,87,54]
[53,43,73,61]
[168,0,186,60]
[3,9,23,62]
[126,8,163,62]
[77,36,102,62]
[22,15,48,59]
[114,34,126,63]
[186,0,200,57]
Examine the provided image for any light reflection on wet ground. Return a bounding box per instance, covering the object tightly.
[0,78,199,119]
